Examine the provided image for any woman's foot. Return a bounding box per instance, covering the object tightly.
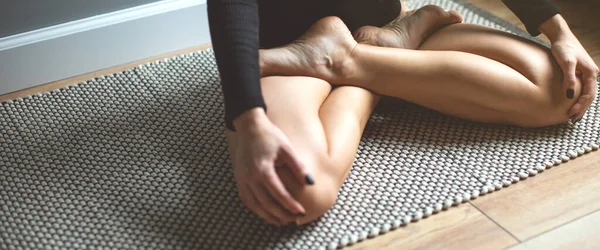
[353,5,463,49]
[260,16,358,81]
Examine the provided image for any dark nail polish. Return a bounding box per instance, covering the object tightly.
[566,89,574,99]
[298,213,306,217]
[305,174,314,185]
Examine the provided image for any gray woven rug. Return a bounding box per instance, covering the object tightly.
[2,0,599,249]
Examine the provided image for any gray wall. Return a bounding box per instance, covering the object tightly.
[0,1,209,95]
[0,0,165,38]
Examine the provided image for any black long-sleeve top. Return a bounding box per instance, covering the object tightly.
[207,0,559,131]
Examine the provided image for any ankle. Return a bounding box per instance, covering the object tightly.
[330,43,360,84]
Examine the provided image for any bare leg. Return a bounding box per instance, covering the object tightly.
[261,16,582,127]
[226,77,379,225]
[227,5,462,225]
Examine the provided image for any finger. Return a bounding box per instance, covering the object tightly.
[263,171,306,216]
[568,70,597,118]
[279,142,314,186]
[571,109,587,125]
[568,102,583,119]
[568,93,594,121]
[558,58,578,99]
[251,183,297,224]
[236,182,248,207]
[242,184,280,226]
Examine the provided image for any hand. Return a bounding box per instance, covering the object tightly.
[232,108,313,226]
[540,15,599,122]
[551,33,599,122]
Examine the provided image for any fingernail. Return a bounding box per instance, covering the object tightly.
[305,174,315,185]
[573,117,582,124]
[298,213,306,217]
[566,89,574,99]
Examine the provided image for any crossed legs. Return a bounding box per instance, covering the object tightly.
[261,17,582,127]
[227,6,582,225]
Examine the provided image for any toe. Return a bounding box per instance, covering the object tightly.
[417,5,462,25]
[447,10,464,23]
[353,26,380,44]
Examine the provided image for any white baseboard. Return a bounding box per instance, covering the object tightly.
[0,0,210,96]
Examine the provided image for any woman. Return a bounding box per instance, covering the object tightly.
[207,0,599,226]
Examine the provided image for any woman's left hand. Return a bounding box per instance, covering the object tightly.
[550,31,599,122]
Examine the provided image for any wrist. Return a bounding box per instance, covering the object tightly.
[232,107,268,132]
[539,14,572,42]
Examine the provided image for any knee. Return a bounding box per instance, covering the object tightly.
[276,160,345,225]
[296,177,339,225]
[513,100,571,128]
[513,113,568,128]
[514,79,582,128]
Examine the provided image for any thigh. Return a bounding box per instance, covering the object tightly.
[420,23,559,86]
[420,23,581,121]
[226,76,332,175]
[226,76,378,194]
[226,76,379,223]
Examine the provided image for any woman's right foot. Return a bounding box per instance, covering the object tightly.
[353,5,463,49]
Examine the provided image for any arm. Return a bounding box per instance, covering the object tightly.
[207,0,264,131]
[207,0,312,225]
[502,0,599,122]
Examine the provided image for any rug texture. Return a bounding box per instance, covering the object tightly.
[1,0,599,249]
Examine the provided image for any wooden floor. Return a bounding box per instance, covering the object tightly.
[1,1,599,249]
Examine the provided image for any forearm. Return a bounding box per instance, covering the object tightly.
[207,0,265,131]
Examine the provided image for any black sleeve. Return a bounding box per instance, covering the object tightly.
[502,0,559,37]
[207,0,265,131]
